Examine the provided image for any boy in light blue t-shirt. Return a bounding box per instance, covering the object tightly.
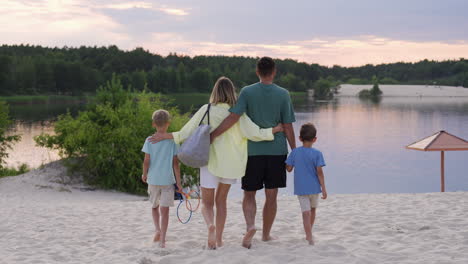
[286,123,327,245]
[142,109,182,248]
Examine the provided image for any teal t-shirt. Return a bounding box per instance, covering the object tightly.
[230,82,296,156]
[141,138,179,186]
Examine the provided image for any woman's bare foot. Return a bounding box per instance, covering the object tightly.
[159,241,166,248]
[153,231,161,242]
[207,225,216,250]
[306,235,314,245]
[262,235,278,242]
[242,228,257,249]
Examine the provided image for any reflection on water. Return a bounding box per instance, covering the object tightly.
[292,97,468,194]
[8,98,87,122]
[5,96,468,195]
[6,121,60,169]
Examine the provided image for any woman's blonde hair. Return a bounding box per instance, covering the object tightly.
[209,77,237,106]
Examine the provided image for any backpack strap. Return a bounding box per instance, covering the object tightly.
[199,103,211,126]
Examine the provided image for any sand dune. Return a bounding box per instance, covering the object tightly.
[337,84,468,97]
[1,162,468,264]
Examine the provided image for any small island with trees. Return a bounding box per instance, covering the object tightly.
[358,76,383,100]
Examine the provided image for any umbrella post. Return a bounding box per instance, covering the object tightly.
[441,151,445,192]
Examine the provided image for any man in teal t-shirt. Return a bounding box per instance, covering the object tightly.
[211,57,296,249]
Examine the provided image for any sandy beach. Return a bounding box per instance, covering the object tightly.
[337,84,468,97]
[1,161,468,264]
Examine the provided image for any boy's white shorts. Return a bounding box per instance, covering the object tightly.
[200,167,236,189]
[148,185,175,208]
[298,194,319,212]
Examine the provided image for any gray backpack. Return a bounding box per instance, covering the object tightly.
[177,104,211,168]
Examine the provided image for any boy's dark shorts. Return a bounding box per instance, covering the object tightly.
[242,155,287,191]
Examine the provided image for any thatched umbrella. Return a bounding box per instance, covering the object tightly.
[406,130,468,192]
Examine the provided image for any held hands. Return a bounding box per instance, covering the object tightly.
[176,183,183,193]
[272,123,284,134]
[141,174,147,183]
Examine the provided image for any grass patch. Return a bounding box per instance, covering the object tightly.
[0,164,29,178]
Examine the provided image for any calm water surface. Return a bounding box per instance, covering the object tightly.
[6,96,468,195]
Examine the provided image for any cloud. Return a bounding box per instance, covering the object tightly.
[98,1,189,16]
[141,34,468,66]
[0,0,130,47]
[1,1,467,66]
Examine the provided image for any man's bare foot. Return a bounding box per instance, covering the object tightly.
[242,228,257,249]
[153,231,161,242]
[207,225,216,250]
[306,235,314,245]
[159,241,166,248]
[262,235,278,242]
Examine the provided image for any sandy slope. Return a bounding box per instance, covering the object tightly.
[1,162,468,264]
[337,84,468,97]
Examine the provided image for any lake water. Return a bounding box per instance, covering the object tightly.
[5,96,468,195]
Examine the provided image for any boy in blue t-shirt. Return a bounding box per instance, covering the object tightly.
[141,109,182,248]
[286,123,327,245]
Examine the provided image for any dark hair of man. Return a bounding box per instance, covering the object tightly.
[256,57,276,77]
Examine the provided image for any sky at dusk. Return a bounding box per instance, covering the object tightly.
[2,0,468,66]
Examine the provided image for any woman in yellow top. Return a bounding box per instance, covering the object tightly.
[151,77,282,249]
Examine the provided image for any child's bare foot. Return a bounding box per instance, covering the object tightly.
[159,241,166,248]
[262,235,278,242]
[153,231,161,242]
[207,225,216,250]
[216,240,224,248]
[242,228,257,249]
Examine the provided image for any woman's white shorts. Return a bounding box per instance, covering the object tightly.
[200,167,237,189]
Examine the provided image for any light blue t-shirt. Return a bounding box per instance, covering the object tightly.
[286,146,326,195]
[141,138,179,186]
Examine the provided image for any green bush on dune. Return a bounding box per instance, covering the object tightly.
[0,101,29,178]
[35,75,199,194]
[0,101,20,165]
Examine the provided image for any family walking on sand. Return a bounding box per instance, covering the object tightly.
[141,57,327,249]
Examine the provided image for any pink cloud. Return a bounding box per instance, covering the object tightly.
[141,34,468,66]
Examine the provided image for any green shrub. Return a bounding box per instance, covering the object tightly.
[370,83,383,97]
[358,89,372,98]
[35,75,199,194]
[359,76,383,99]
[313,78,333,99]
[0,101,20,169]
[0,164,29,178]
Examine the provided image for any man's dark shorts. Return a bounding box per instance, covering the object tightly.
[241,155,287,191]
